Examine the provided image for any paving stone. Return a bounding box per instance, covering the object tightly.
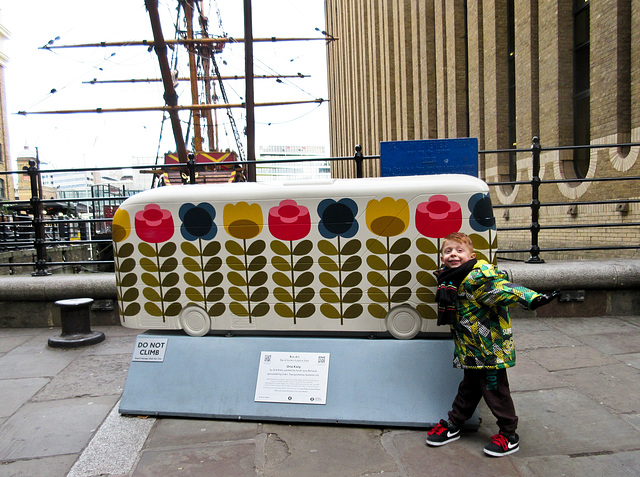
[508,353,564,392]
[4,310,640,477]
[133,442,256,476]
[0,334,82,379]
[620,316,640,327]
[512,316,555,333]
[93,325,143,337]
[0,333,37,353]
[516,450,640,477]
[548,316,640,336]
[526,345,619,371]
[576,331,640,356]
[553,363,640,413]
[515,329,582,351]
[81,335,138,356]
[621,413,640,432]
[0,328,49,337]
[0,377,49,418]
[513,388,640,457]
[616,352,640,370]
[0,454,78,477]
[258,424,397,477]
[0,395,118,460]
[31,353,131,401]
[144,418,258,449]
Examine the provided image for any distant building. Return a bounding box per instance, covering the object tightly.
[257,145,330,182]
[16,148,57,200]
[129,155,155,191]
[48,170,94,196]
[0,16,15,201]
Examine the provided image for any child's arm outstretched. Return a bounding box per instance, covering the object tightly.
[469,266,558,310]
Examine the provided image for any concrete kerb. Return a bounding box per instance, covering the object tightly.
[0,273,116,301]
[2,260,639,301]
[0,259,640,328]
[0,274,118,328]
[500,258,640,290]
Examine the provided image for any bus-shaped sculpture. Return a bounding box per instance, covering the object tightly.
[112,174,497,339]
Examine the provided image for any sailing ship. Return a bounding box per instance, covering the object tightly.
[20,0,333,186]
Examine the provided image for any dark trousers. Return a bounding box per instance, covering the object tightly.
[448,368,518,435]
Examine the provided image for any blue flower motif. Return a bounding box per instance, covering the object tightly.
[468,193,496,231]
[179,203,217,240]
[317,198,359,239]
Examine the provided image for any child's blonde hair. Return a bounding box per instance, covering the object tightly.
[441,232,474,252]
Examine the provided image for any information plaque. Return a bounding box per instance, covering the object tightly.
[380,138,479,177]
[255,351,330,404]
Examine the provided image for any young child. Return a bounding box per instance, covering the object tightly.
[426,232,557,457]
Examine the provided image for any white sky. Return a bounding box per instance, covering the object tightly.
[1,0,330,170]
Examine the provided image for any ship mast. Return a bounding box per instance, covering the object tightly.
[183,0,203,154]
[197,2,218,151]
[145,0,188,163]
[243,0,256,181]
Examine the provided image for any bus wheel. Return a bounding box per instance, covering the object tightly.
[179,306,211,337]
[385,306,422,339]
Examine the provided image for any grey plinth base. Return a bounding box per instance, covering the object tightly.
[120,333,478,428]
[48,298,105,348]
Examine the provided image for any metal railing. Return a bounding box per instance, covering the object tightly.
[353,138,640,262]
[1,139,639,275]
[482,137,640,262]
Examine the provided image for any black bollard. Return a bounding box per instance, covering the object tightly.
[48,298,105,348]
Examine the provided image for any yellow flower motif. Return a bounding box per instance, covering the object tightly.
[224,202,263,239]
[366,197,409,237]
[112,208,131,243]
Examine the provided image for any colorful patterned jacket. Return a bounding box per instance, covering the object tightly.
[450,260,541,370]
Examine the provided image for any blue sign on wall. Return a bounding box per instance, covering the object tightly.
[380,138,479,177]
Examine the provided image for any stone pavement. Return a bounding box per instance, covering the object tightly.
[1,315,640,476]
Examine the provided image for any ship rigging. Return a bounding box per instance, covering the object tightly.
[17,0,334,184]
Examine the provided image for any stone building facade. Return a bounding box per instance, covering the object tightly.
[324,0,640,259]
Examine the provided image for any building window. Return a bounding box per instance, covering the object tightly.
[507,0,516,182]
[0,178,5,199]
[573,0,590,178]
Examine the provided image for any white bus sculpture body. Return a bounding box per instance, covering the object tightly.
[112,174,497,339]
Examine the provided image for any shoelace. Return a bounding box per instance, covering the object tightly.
[490,434,510,450]
[427,422,446,436]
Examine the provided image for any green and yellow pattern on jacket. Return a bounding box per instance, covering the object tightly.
[450,260,541,370]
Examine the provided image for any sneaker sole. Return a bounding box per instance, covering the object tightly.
[483,445,519,457]
[426,435,460,447]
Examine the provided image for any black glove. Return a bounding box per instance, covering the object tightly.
[529,290,560,310]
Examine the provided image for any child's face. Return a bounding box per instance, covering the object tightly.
[441,239,476,268]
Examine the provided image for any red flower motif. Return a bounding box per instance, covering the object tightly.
[135,204,174,243]
[415,195,462,239]
[268,199,311,241]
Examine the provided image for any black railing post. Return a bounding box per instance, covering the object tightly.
[526,137,545,263]
[354,145,364,178]
[187,153,197,184]
[24,159,50,275]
